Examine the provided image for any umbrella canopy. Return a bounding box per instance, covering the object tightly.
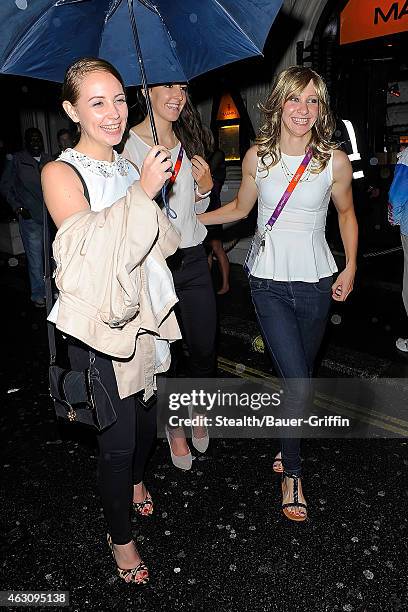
[0,0,282,86]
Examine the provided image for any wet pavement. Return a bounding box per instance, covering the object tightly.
[1,252,408,612]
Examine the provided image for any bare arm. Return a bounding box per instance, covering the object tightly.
[42,146,172,229]
[41,161,89,229]
[198,145,259,225]
[331,149,358,302]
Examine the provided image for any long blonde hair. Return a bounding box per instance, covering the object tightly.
[256,66,337,173]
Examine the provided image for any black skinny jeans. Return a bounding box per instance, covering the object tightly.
[68,343,157,545]
[165,244,217,427]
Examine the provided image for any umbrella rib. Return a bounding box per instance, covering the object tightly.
[2,5,56,71]
[212,0,262,52]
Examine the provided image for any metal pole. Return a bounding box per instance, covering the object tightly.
[127,0,158,145]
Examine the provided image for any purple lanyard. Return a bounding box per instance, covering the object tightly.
[266,148,313,230]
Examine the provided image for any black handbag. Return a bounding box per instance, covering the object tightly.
[43,161,117,431]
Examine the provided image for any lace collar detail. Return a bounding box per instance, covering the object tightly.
[59,148,130,178]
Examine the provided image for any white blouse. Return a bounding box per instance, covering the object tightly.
[123,130,210,248]
[252,152,338,282]
[47,148,176,371]
[48,149,139,324]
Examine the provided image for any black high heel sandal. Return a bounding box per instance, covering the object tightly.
[107,534,149,584]
[281,471,307,522]
[133,490,154,516]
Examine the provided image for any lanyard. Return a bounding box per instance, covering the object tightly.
[266,148,313,230]
[162,144,183,219]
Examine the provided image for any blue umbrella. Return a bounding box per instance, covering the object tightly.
[0,0,282,142]
[0,0,282,85]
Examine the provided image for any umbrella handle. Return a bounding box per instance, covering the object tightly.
[127,0,158,146]
[127,0,177,219]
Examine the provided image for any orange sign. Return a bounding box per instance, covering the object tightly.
[340,0,408,45]
[216,93,240,121]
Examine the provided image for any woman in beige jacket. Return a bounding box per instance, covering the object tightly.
[42,57,178,585]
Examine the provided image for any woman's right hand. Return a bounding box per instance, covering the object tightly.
[139,145,173,200]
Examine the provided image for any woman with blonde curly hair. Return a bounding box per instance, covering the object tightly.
[199,66,358,521]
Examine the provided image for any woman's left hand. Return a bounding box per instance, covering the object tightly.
[191,155,213,194]
[332,264,356,302]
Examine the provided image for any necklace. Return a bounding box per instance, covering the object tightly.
[280,155,313,183]
[60,148,130,178]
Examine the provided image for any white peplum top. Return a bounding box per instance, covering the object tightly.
[252,151,338,282]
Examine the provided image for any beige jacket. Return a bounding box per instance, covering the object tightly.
[52,181,181,399]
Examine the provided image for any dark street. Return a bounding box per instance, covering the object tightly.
[1,254,407,612]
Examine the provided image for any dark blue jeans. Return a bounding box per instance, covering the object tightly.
[249,275,332,475]
[19,217,45,301]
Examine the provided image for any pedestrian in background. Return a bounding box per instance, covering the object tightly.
[203,126,230,295]
[123,83,214,470]
[199,66,358,521]
[388,145,408,353]
[42,57,179,584]
[53,127,74,158]
[0,128,52,307]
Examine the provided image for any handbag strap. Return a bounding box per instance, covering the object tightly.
[44,160,90,365]
[265,147,313,231]
[156,144,183,220]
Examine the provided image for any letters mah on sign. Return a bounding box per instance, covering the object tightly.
[340,0,408,45]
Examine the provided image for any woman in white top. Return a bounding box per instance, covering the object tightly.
[42,57,173,584]
[123,84,215,470]
[199,67,358,522]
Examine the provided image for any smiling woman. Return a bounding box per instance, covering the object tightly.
[198,66,358,523]
[41,57,181,585]
[123,82,216,470]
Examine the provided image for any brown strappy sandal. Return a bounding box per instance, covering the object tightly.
[281,472,307,522]
[273,451,284,473]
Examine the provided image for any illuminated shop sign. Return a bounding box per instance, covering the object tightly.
[340,0,408,45]
[216,94,240,120]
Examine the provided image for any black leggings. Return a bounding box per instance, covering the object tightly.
[165,244,217,426]
[68,343,157,545]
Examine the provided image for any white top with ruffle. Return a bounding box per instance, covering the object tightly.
[252,151,338,282]
[48,148,176,371]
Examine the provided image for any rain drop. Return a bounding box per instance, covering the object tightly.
[331,314,342,325]
[53,17,61,28]
[363,569,374,580]
[21,85,28,93]
[170,39,177,48]
[8,257,18,267]
[15,0,28,10]
[189,13,198,23]
[369,157,378,166]
[236,363,245,374]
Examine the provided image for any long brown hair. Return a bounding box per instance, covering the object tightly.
[135,86,207,160]
[257,66,337,173]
